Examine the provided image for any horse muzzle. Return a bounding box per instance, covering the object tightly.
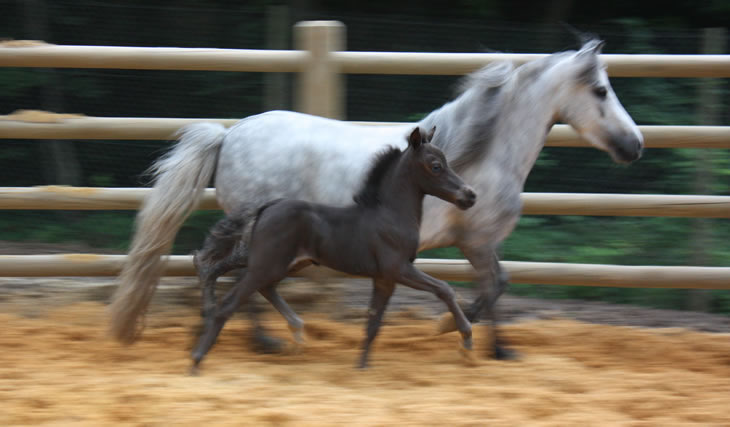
[609,132,644,164]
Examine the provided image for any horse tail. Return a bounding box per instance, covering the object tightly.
[108,122,227,344]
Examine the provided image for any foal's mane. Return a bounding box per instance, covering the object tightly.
[353,147,403,207]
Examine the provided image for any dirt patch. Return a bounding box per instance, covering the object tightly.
[1,302,729,426]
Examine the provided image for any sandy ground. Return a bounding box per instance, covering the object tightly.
[2,240,730,425]
[2,296,730,426]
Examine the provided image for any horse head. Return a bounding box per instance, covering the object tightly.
[555,39,644,164]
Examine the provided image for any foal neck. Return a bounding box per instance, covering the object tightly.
[372,151,425,224]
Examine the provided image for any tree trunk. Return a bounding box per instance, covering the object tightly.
[688,28,726,311]
[21,0,82,187]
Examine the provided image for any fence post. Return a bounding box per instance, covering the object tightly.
[688,27,726,311]
[293,21,346,119]
[264,5,290,111]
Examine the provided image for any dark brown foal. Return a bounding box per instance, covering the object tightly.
[192,126,476,370]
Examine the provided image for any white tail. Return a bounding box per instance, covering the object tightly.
[108,122,227,344]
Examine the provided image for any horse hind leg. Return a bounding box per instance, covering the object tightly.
[194,229,250,318]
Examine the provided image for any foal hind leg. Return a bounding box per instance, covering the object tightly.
[358,279,395,369]
[259,284,305,351]
[246,259,317,354]
[194,238,249,318]
[191,271,275,370]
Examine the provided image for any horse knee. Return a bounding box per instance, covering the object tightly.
[435,284,456,302]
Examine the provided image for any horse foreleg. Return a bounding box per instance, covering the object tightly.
[358,278,395,369]
[461,246,517,360]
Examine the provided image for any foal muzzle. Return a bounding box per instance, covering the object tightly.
[456,186,477,210]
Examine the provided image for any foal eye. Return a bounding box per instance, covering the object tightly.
[592,86,608,100]
[431,163,442,173]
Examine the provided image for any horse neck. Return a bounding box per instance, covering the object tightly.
[375,153,424,227]
[421,58,565,188]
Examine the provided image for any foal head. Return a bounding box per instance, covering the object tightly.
[407,126,476,210]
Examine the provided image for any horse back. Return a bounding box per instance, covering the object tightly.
[214,111,412,213]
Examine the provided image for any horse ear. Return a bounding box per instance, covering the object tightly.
[591,40,606,55]
[425,126,436,143]
[408,127,422,149]
[579,39,605,57]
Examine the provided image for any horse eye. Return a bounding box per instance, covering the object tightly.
[431,163,442,173]
[593,86,608,100]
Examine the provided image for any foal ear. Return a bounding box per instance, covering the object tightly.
[425,126,436,144]
[408,127,423,149]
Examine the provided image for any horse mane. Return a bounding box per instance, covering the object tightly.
[426,60,514,170]
[455,60,514,97]
[431,42,601,171]
[353,147,403,207]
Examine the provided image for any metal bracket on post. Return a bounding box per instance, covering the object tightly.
[294,21,346,119]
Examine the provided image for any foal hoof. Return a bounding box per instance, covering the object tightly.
[436,313,457,335]
[250,333,288,355]
[286,340,306,355]
[458,346,479,367]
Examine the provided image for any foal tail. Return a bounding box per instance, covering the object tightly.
[108,122,227,344]
[195,199,285,267]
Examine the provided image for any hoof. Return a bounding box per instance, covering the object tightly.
[189,364,201,376]
[436,313,457,335]
[286,340,305,355]
[251,333,288,355]
[494,345,520,361]
[356,356,370,370]
[458,345,479,367]
[290,326,306,346]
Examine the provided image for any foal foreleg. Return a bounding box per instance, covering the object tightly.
[396,265,473,358]
[358,279,395,369]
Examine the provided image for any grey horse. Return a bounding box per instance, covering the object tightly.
[109,39,643,359]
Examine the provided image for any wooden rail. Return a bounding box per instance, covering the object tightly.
[1,187,729,218]
[0,113,728,149]
[2,44,730,77]
[1,25,728,288]
[0,254,728,289]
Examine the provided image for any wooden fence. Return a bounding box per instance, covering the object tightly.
[1,21,729,289]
